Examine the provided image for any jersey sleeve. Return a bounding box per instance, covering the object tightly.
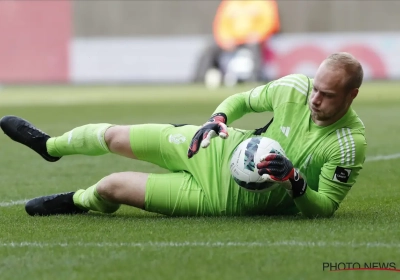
[211,84,271,125]
[248,74,311,112]
[212,74,311,125]
[294,130,367,218]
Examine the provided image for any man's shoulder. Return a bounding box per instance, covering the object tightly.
[327,113,366,145]
[271,74,311,88]
[267,74,312,104]
[344,109,366,134]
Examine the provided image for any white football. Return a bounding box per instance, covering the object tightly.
[229,136,286,193]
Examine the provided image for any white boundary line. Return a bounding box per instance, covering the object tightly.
[0,241,399,248]
[0,153,398,208]
[0,200,28,207]
[365,153,400,162]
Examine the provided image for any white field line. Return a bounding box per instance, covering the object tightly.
[0,89,230,107]
[365,153,400,162]
[0,241,400,249]
[0,153,398,209]
[0,200,28,207]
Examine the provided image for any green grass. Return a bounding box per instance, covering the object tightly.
[0,83,400,280]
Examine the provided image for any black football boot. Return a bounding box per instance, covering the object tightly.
[25,192,88,216]
[0,115,61,162]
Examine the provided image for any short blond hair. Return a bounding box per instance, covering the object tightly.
[323,52,364,91]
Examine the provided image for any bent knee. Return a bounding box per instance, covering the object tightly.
[96,173,121,198]
[104,125,136,158]
[96,172,147,209]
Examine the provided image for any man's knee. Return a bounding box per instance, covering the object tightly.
[96,172,147,209]
[104,125,136,158]
[96,173,120,200]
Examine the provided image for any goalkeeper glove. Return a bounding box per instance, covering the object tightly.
[256,152,307,198]
[187,113,228,158]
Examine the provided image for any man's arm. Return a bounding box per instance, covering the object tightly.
[294,132,367,218]
[188,74,310,157]
[292,183,347,218]
[187,84,274,158]
[212,84,273,125]
[258,131,367,218]
[259,156,361,218]
[213,74,310,124]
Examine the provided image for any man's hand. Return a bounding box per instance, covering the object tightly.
[256,152,307,198]
[187,113,228,158]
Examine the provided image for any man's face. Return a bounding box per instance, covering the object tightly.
[309,63,355,125]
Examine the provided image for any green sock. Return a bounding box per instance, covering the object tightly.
[46,124,112,157]
[73,184,120,213]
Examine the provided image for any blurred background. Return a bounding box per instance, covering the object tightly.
[1,0,400,87]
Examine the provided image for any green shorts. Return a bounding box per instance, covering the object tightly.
[129,124,258,216]
[144,172,212,216]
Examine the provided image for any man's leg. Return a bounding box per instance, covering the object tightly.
[73,171,147,212]
[48,123,137,159]
[25,169,212,217]
[0,116,146,215]
[25,171,147,216]
[24,125,145,216]
[144,171,212,216]
[0,115,138,160]
[1,118,204,216]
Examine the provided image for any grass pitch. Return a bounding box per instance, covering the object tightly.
[0,82,399,280]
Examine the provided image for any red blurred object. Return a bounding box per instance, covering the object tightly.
[0,0,71,83]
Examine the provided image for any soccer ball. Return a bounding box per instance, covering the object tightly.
[229,136,286,193]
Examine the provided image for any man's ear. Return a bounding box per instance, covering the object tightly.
[350,88,359,100]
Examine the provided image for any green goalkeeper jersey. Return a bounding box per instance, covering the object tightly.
[215,74,367,218]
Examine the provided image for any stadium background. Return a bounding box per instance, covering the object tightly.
[1,1,400,84]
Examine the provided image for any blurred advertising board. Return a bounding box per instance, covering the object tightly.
[71,33,400,83]
[1,27,400,83]
[263,33,400,80]
[70,36,210,84]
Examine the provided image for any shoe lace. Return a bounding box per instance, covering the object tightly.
[18,123,48,138]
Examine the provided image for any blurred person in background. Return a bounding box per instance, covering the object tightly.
[195,0,280,88]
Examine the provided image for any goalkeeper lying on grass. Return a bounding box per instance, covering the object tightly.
[0,52,366,218]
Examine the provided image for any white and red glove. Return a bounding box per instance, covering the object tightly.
[257,151,307,198]
[187,113,228,158]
